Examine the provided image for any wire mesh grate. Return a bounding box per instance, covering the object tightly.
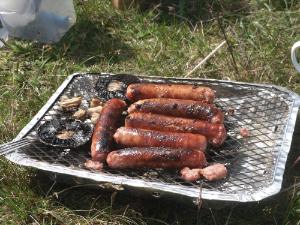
[10,74,295,195]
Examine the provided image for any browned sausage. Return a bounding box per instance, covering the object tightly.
[126,83,215,103]
[91,98,127,162]
[125,113,226,147]
[107,147,207,169]
[113,127,207,151]
[127,98,223,124]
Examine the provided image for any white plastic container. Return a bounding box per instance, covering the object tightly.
[0,0,76,44]
[291,41,300,73]
[0,0,36,28]
[0,16,9,48]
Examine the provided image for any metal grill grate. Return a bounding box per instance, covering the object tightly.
[9,74,295,197]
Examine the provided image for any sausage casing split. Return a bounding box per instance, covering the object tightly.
[113,127,207,151]
[127,98,224,124]
[107,147,207,169]
[91,98,127,162]
[125,113,227,147]
[126,83,215,103]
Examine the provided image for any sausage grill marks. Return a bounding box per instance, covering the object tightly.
[91,98,127,162]
[107,147,207,169]
[125,112,227,147]
[86,82,227,182]
[126,83,215,103]
[127,98,224,124]
[113,127,207,152]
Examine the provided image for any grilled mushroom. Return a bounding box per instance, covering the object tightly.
[37,118,93,148]
[90,97,103,107]
[95,74,140,101]
[73,109,87,120]
[59,96,82,111]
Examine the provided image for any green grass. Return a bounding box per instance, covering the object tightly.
[1,0,300,224]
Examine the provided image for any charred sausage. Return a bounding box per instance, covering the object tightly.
[126,83,215,103]
[113,127,207,151]
[127,98,223,124]
[125,113,226,147]
[107,147,207,169]
[91,98,127,162]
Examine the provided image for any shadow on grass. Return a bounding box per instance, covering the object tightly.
[8,17,134,67]
[27,113,300,224]
[136,0,298,26]
[55,18,135,66]
[136,0,251,26]
[29,171,293,225]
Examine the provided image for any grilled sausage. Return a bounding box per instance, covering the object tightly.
[127,98,223,124]
[126,83,215,103]
[181,163,227,182]
[107,147,207,169]
[200,163,227,181]
[91,98,127,162]
[125,113,226,147]
[180,167,202,182]
[113,127,207,151]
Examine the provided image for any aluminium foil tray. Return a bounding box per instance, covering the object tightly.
[5,73,300,204]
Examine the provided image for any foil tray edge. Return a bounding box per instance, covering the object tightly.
[5,72,300,203]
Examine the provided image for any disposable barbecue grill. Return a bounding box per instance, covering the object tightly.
[1,73,300,206]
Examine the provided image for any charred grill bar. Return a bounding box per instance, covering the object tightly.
[3,73,300,204]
